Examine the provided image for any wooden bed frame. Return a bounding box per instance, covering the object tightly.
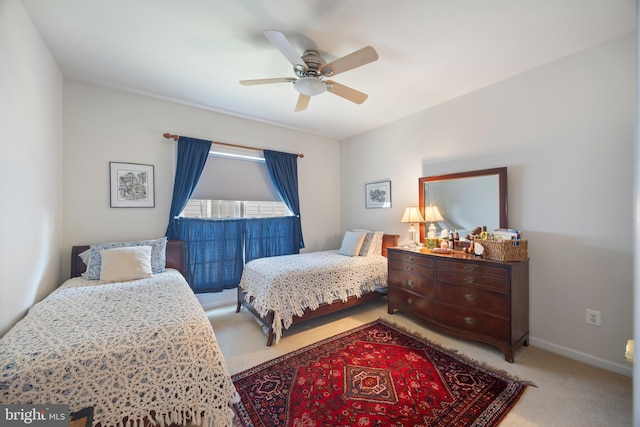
[236,233,399,346]
[70,240,187,279]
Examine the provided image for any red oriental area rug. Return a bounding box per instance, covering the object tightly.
[232,319,529,427]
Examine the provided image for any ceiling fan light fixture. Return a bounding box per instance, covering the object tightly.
[294,77,326,96]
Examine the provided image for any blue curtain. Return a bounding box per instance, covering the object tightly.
[166,136,212,239]
[263,150,304,251]
[245,216,298,263]
[173,217,245,292]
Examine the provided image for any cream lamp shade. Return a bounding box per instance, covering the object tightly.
[423,205,444,239]
[401,206,425,247]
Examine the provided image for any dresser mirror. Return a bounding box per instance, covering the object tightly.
[418,167,507,242]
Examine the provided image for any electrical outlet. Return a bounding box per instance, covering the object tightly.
[586,309,601,327]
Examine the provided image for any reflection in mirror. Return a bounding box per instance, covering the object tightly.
[419,167,507,242]
[426,175,499,232]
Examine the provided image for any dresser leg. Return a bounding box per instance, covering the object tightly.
[504,350,515,363]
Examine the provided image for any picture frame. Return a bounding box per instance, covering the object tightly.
[110,162,155,208]
[365,180,391,209]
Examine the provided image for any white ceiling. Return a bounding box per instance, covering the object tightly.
[21,0,635,140]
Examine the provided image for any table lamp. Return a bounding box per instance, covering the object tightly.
[423,205,444,239]
[401,206,425,247]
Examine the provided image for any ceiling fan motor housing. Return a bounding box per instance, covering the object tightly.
[294,50,327,77]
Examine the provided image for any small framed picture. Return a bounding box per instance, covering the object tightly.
[110,162,155,208]
[365,180,391,209]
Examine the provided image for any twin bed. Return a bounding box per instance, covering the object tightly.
[1,232,398,426]
[237,232,399,345]
[0,240,238,427]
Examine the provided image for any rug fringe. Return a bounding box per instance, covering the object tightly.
[374,317,537,387]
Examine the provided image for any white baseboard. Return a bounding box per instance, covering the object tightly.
[529,337,633,377]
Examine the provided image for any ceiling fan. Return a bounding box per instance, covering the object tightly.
[240,31,378,112]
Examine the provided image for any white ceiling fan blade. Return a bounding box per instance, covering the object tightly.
[320,46,378,77]
[295,94,310,112]
[239,77,296,86]
[264,30,308,70]
[326,80,368,104]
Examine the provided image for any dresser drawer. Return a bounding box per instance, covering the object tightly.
[389,288,436,318]
[435,303,509,342]
[389,260,434,280]
[437,270,508,292]
[388,270,435,297]
[437,259,508,280]
[437,283,509,318]
[388,251,435,268]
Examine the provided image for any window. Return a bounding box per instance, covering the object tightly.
[169,142,302,293]
[179,147,291,219]
[181,199,290,219]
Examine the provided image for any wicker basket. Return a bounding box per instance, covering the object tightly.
[478,239,528,262]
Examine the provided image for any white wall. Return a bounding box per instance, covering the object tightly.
[342,34,635,375]
[633,1,639,421]
[0,0,64,335]
[62,80,342,279]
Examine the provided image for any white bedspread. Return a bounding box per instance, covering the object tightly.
[239,250,388,344]
[0,269,238,427]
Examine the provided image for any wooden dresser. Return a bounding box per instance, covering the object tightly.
[387,247,529,362]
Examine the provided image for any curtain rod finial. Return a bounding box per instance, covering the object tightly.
[163,133,179,141]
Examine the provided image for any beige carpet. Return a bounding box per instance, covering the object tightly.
[207,298,631,427]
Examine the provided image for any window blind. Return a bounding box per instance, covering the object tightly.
[190,155,281,201]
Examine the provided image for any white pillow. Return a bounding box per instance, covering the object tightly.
[371,231,384,255]
[78,249,91,278]
[99,246,153,282]
[78,249,91,265]
[338,231,366,256]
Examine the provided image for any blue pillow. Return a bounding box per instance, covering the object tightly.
[85,237,167,280]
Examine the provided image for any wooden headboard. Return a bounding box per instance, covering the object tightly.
[70,240,187,279]
[70,236,395,280]
[382,234,399,257]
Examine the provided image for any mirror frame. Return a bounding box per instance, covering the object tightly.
[418,167,508,243]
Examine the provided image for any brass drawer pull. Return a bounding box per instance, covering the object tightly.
[407,256,414,262]
[464,276,474,284]
[407,279,415,287]
[406,266,414,271]
[407,298,414,305]
[463,316,476,325]
[463,293,476,301]
[464,265,476,272]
